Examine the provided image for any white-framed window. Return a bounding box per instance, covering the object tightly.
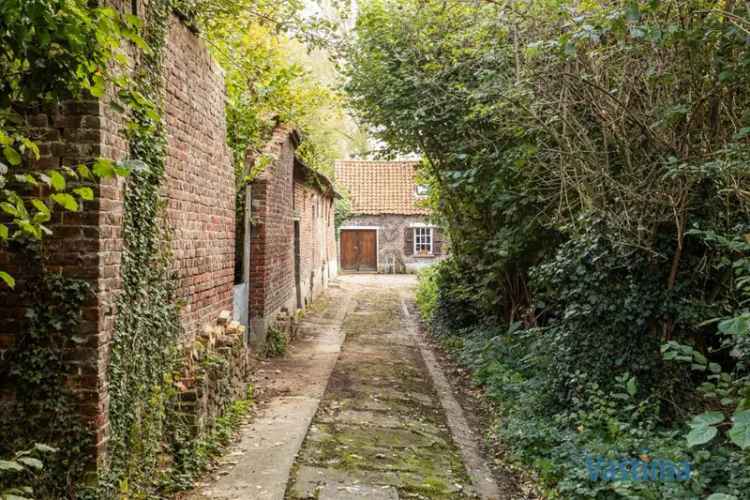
[414,227,433,256]
[415,184,430,197]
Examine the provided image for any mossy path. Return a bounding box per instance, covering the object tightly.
[286,282,478,499]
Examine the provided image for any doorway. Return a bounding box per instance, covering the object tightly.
[340,229,377,272]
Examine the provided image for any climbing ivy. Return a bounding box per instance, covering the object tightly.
[99,0,185,496]
[0,269,94,498]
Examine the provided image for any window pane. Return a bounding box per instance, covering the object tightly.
[414,227,432,255]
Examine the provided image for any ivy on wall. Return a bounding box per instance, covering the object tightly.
[0,268,94,498]
[2,2,255,497]
[103,1,253,496]
[100,0,185,496]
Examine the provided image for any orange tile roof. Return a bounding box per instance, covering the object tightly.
[334,160,430,216]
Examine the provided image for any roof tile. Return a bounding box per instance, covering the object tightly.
[335,160,430,216]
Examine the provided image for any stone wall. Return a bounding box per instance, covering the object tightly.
[0,6,237,468]
[341,215,446,273]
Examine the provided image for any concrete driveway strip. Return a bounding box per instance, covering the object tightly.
[190,286,353,500]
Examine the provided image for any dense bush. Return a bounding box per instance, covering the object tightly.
[418,258,750,499]
[348,1,750,496]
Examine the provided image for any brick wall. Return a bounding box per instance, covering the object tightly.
[0,6,236,469]
[294,176,337,306]
[248,127,337,345]
[162,17,234,339]
[248,126,297,339]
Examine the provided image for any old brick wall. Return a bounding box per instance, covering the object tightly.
[0,96,122,462]
[294,180,336,307]
[248,126,297,344]
[162,17,234,339]
[326,199,338,277]
[294,179,333,304]
[248,128,338,344]
[341,215,445,273]
[0,6,236,468]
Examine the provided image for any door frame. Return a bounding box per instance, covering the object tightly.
[339,226,379,272]
[294,219,302,309]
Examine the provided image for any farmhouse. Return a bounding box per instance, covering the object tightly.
[335,160,447,273]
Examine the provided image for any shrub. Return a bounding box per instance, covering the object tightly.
[416,265,439,322]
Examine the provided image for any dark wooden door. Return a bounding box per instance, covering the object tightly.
[341,230,377,271]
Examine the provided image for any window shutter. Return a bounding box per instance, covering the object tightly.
[433,228,443,255]
[404,227,414,256]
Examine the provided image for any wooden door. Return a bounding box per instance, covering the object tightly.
[341,229,377,271]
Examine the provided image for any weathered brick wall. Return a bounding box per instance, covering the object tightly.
[295,180,337,306]
[248,127,297,343]
[0,97,119,461]
[162,17,234,339]
[248,127,337,344]
[0,6,236,468]
[326,200,338,277]
[341,214,445,273]
[294,181,314,306]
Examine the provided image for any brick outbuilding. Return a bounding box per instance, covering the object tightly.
[245,126,339,347]
[335,160,447,273]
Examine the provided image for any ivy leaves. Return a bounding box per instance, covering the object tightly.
[0,1,147,289]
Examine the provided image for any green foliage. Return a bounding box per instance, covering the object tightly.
[334,188,352,230]
[0,444,58,500]
[425,281,750,498]
[0,273,95,497]
[163,386,255,492]
[197,0,350,183]
[358,1,750,495]
[415,265,439,323]
[0,1,144,287]
[529,231,665,409]
[263,325,289,358]
[98,1,185,496]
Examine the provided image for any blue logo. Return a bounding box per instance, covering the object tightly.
[586,455,691,482]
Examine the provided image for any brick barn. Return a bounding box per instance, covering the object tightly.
[244,126,339,345]
[335,160,447,274]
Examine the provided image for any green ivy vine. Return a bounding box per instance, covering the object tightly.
[0,267,94,498]
[100,0,185,496]
[2,2,254,497]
